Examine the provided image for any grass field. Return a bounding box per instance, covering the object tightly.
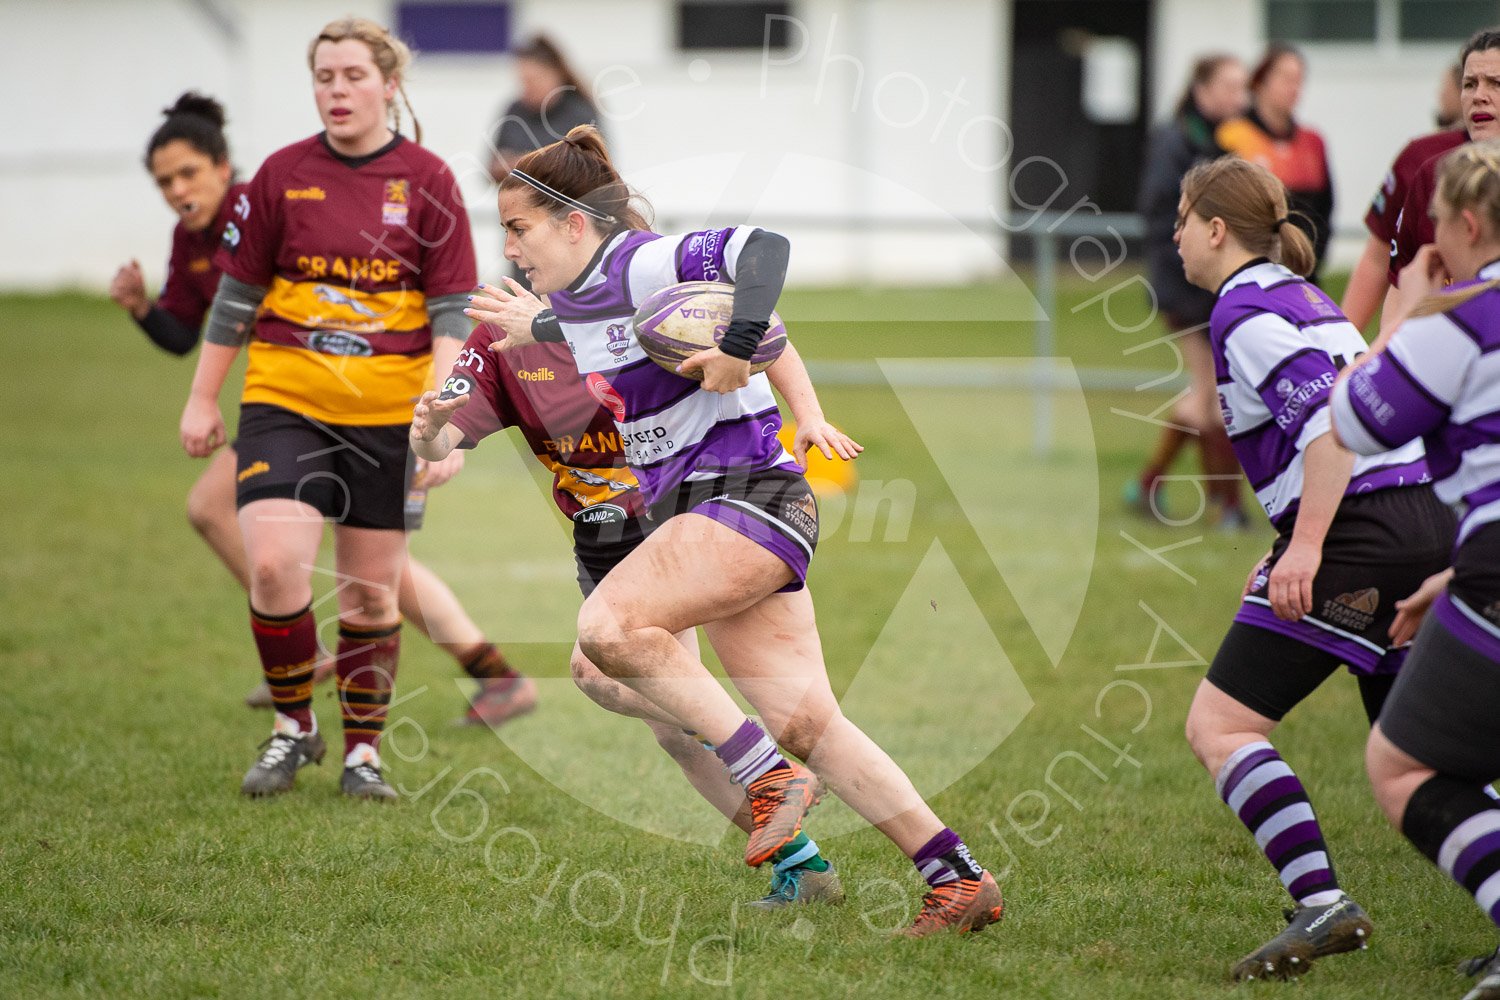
[2,274,1493,999]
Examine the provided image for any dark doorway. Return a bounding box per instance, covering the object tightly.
[1008,0,1152,218]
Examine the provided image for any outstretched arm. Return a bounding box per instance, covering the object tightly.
[766,340,863,464]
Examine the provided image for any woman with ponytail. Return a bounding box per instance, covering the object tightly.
[418,125,1006,936]
[178,18,525,800]
[1174,156,1453,981]
[1333,140,1500,1000]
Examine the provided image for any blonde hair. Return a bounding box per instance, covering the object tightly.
[1411,139,1500,317]
[1180,156,1316,277]
[308,18,421,144]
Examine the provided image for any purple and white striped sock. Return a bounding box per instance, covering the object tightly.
[911,827,984,888]
[713,719,787,787]
[1216,741,1342,906]
[1403,775,1500,928]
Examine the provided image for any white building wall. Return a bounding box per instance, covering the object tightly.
[1,0,1004,290]
[0,0,1477,289]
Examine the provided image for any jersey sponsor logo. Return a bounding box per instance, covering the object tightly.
[382,178,409,226]
[1348,360,1397,426]
[440,375,473,399]
[307,330,375,356]
[221,221,241,253]
[1322,588,1379,633]
[234,192,251,219]
[1301,284,1337,317]
[284,186,327,201]
[1273,372,1336,431]
[586,372,626,421]
[782,491,819,538]
[1218,390,1234,429]
[296,255,403,283]
[238,460,270,483]
[605,322,631,360]
[568,467,636,491]
[189,257,212,274]
[572,503,628,525]
[544,431,625,455]
[518,367,556,382]
[687,230,723,281]
[314,284,379,318]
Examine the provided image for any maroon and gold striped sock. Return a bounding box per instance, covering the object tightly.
[336,621,400,758]
[458,642,518,681]
[250,604,318,732]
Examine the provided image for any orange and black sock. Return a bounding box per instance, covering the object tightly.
[458,642,519,681]
[250,604,318,731]
[336,621,400,757]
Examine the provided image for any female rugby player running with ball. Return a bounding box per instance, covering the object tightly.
[1333,140,1500,1000]
[434,125,1002,936]
[413,292,855,908]
[114,91,527,725]
[1174,156,1455,981]
[180,18,503,798]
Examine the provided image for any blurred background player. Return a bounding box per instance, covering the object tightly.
[111,92,529,727]
[484,35,603,286]
[1174,156,1452,982]
[1128,54,1248,526]
[179,17,500,799]
[1342,61,1468,331]
[412,307,855,909]
[1216,43,1335,285]
[485,35,602,184]
[459,126,1004,936]
[1334,140,1500,1000]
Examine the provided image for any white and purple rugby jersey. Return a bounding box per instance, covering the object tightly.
[1333,261,1500,545]
[1212,260,1429,528]
[547,226,798,505]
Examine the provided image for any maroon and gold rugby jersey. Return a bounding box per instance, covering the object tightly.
[443,324,645,524]
[215,133,477,425]
[1364,129,1465,253]
[158,181,248,332]
[1392,139,1470,285]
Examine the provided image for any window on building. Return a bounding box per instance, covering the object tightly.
[1398,1,1500,42]
[677,2,793,50]
[1266,0,1378,42]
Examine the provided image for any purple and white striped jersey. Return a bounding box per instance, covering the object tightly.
[548,226,797,505]
[1212,260,1429,528]
[1332,260,1500,544]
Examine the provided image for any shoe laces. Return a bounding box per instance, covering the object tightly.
[768,868,802,901]
[257,733,298,768]
[349,761,382,784]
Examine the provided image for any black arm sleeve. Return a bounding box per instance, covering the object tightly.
[720,229,790,361]
[531,308,565,343]
[134,305,200,356]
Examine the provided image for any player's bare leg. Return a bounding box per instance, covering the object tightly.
[188,447,249,587]
[579,514,997,932]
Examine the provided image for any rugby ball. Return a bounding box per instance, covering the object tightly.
[632,281,787,379]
